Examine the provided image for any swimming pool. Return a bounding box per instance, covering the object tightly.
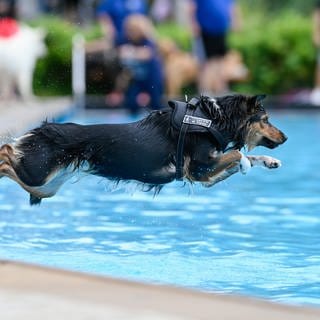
[0,110,320,307]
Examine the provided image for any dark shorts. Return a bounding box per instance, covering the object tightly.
[200,31,228,58]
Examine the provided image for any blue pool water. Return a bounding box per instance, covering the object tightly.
[0,110,320,306]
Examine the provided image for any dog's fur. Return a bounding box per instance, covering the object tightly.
[0,94,287,205]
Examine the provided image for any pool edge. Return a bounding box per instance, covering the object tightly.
[0,259,319,320]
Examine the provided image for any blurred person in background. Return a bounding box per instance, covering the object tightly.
[189,0,241,95]
[39,0,62,14]
[63,0,97,25]
[311,0,320,105]
[150,0,173,24]
[0,0,15,18]
[93,0,150,109]
[119,14,164,114]
[96,0,147,47]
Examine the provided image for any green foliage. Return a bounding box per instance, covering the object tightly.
[29,16,103,96]
[239,0,316,15]
[229,10,315,94]
[155,22,192,51]
[28,9,316,96]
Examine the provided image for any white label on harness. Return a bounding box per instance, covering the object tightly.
[183,115,212,128]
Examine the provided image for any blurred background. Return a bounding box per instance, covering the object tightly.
[0,0,318,112]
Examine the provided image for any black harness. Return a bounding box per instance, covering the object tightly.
[169,97,228,180]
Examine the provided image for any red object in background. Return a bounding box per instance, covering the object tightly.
[0,18,19,38]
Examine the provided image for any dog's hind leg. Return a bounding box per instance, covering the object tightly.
[0,144,14,163]
[0,161,40,204]
[0,161,43,205]
[0,144,16,179]
[0,161,19,181]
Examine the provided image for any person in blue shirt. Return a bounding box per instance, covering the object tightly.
[119,14,164,114]
[96,0,147,46]
[189,0,241,94]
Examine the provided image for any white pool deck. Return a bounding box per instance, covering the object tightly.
[0,97,72,138]
[0,98,320,319]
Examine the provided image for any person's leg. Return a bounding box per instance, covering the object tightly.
[124,82,141,115]
[310,48,320,105]
[146,78,163,110]
[315,49,320,88]
[199,57,228,94]
[198,32,228,95]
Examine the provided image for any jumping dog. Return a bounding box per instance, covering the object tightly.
[0,94,287,205]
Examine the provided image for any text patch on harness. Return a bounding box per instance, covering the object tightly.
[183,115,212,128]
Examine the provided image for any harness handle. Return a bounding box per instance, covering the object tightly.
[175,98,200,180]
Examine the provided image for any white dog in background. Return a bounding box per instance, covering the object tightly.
[0,24,46,100]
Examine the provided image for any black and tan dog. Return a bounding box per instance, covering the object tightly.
[0,94,287,205]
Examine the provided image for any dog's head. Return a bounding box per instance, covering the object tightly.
[242,95,287,151]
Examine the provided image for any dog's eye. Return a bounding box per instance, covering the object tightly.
[255,104,264,113]
[262,118,269,124]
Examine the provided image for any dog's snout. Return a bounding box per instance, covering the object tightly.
[274,128,287,145]
[281,132,288,143]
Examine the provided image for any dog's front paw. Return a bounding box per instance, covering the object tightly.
[239,153,251,175]
[249,155,281,169]
[262,156,282,169]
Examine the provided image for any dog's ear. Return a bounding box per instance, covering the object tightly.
[246,94,266,114]
[254,94,266,103]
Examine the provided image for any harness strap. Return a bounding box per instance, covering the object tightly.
[174,97,228,180]
[175,98,200,180]
[207,126,228,151]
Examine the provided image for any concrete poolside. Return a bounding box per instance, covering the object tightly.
[0,98,320,319]
[0,97,72,137]
[1,260,320,320]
